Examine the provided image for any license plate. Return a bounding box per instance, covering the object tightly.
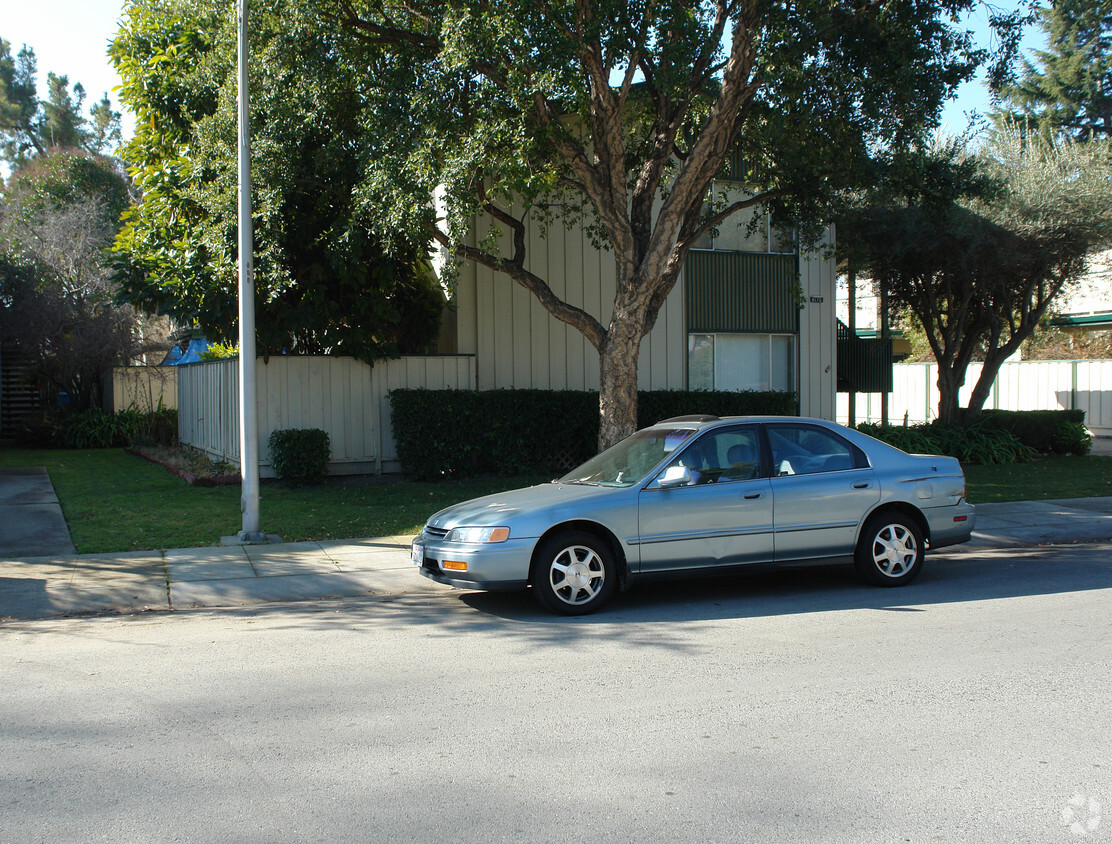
[411,543,425,566]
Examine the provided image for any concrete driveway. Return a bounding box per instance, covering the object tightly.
[0,467,75,557]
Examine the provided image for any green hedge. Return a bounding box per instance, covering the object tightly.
[389,388,798,479]
[268,428,332,485]
[858,411,1092,464]
[978,409,1091,455]
[856,421,1034,465]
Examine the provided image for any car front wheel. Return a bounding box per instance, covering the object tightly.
[530,530,616,615]
[855,513,925,586]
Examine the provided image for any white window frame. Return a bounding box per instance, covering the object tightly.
[687,332,798,393]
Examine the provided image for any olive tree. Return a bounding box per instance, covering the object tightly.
[332,0,1005,447]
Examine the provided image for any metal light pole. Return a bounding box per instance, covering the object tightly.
[236,0,263,541]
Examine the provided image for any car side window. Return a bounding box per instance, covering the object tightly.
[766,425,860,477]
[660,427,763,486]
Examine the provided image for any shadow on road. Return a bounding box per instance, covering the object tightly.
[455,542,1112,624]
[131,541,1112,653]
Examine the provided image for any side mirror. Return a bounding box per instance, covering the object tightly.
[657,464,691,488]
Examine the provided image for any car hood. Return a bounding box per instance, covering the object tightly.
[428,482,620,530]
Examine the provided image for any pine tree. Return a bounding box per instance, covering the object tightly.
[995,0,1112,140]
[0,39,122,166]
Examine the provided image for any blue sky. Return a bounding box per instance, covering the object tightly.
[5,0,1043,145]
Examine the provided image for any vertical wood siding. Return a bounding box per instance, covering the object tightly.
[836,359,1112,436]
[797,229,837,420]
[457,211,686,392]
[177,356,476,476]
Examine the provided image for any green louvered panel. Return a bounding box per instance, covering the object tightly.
[720,149,748,181]
[685,252,799,334]
[836,321,893,392]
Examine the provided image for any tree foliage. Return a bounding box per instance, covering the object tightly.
[839,127,1112,423]
[993,0,1112,140]
[107,0,444,361]
[331,0,1005,446]
[0,38,122,165]
[0,150,161,412]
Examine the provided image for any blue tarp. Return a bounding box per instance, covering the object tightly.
[172,338,212,365]
[159,345,184,366]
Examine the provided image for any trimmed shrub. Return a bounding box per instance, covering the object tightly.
[978,409,1091,455]
[268,428,331,485]
[857,421,1034,465]
[389,388,798,479]
[855,423,940,456]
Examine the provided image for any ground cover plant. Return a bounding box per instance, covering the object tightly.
[1,448,1108,553]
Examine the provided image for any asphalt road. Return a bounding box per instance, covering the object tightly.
[3,543,1110,843]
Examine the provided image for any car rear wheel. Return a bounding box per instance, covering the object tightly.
[530,530,616,615]
[855,513,924,586]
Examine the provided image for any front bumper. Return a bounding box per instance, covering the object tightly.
[411,533,533,591]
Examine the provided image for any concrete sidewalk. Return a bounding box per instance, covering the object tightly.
[3,497,1112,622]
[0,534,451,621]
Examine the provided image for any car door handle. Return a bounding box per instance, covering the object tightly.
[743,491,764,500]
[853,482,871,489]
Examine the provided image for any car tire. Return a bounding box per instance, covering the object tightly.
[530,530,616,615]
[855,512,925,587]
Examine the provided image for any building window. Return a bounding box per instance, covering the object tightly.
[689,182,798,255]
[688,333,796,392]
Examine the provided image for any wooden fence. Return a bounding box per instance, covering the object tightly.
[109,366,178,412]
[837,359,1112,437]
[177,355,476,476]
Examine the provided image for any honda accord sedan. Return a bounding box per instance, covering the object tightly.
[412,415,975,614]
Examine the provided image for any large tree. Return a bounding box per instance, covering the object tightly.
[0,150,161,411]
[108,0,444,361]
[0,39,121,165]
[330,0,1007,447]
[993,0,1112,140]
[840,127,1112,424]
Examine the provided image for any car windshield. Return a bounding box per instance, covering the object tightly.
[559,427,697,488]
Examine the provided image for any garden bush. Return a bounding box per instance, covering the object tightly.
[390,388,798,479]
[267,428,331,485]
[15,405,178,449]
[855,422,940,456]
[857,421,1033,465]
[61,408,138,448]
[978,409,1091,455]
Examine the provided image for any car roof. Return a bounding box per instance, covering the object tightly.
[652,415,835,430]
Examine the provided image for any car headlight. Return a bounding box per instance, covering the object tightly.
[444,526,511,543]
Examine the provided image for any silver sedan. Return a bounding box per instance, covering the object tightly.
[412,415,976,614]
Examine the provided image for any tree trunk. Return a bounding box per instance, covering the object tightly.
[597,322,643,451]
[935,366,965,426]
[964,361,998,421]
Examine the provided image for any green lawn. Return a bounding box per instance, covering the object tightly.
[0,449,547,553]
[2,448,1109,553]
[961,454,1112,503]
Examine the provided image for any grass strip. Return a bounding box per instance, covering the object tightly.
[2,448,1109,552]
[0,449,547,553]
